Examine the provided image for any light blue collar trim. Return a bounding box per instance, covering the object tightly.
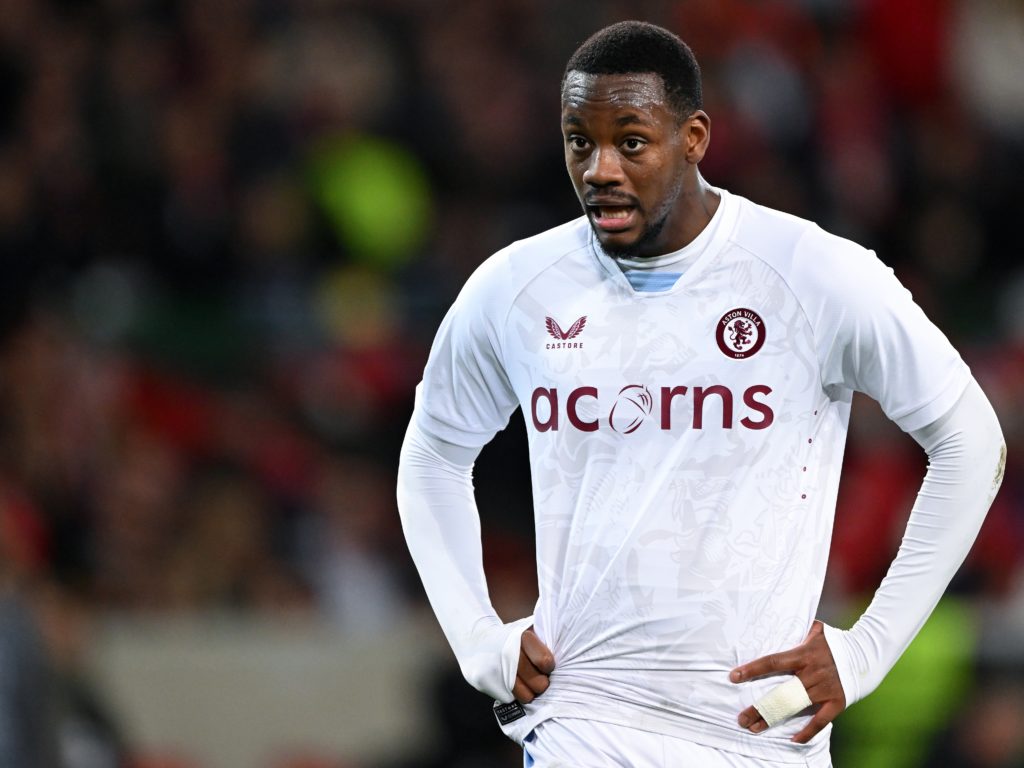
[623,271,682,292]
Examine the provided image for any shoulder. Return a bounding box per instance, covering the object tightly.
[457,216,591,314]
[729,195,868,271]
[726,194,890,308]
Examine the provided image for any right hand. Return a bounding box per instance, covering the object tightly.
[512,627,555,703]
[731,620,846,742]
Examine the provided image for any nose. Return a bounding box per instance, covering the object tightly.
[582,146,624,187]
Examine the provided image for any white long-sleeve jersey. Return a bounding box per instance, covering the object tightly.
[397,189,1004,762]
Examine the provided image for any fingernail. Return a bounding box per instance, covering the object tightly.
[738,714,749,728]
[730,669,743,683]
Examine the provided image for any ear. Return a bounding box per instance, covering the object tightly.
[683,110,711,164]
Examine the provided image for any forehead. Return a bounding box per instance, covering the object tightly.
[561,71,671,121]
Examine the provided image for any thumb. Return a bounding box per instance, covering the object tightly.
[522,627,555,674]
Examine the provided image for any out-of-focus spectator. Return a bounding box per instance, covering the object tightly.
[1,491,124,768]
[297,455,408,634]
[33,580,126,768]
[163,467,311,614]
[952,0,1024,141]
[0,559,59,768]
[0,590,59,768]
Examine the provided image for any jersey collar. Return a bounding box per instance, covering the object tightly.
[590,187,738,297]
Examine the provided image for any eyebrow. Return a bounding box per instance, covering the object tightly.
[614,113,655,127]
[561,112,655,128]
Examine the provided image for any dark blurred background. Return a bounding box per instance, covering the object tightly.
[0,0,1022,766]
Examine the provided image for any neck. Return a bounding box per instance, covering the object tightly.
[634,174,720,259]
[675,174,720,246]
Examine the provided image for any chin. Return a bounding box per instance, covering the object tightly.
[595,225,665,259]
[596,233,642,258]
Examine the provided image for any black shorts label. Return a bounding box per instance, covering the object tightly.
[493,700,526,726]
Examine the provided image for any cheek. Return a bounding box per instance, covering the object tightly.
[565,161,585,191]
[641,172,683,219]
[637,169,670,203]
[649,155,687,201]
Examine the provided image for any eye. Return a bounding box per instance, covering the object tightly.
[567,135,589,152]
[622,137,647,153]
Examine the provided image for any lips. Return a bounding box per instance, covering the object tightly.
[589,204,638,232]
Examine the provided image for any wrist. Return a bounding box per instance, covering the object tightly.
[821,622,862,706]
[456,615,535,702]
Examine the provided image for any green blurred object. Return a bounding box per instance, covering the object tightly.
[308,134,432,269]
[832,598,976,768]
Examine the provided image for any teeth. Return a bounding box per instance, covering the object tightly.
[600,207,630,219]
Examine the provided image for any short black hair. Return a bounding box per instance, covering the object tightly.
[562,21,702,119]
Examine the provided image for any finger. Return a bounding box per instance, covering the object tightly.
[753,677,812,727]
[795,667,828,691]
[730,648,802,683]
[516,659,551,695]
[737,705,765,731]
[512,677,535,704]
[517,649,547,683]
[791,701,842,744]
[802,677,845,707]
[521,628,555,674]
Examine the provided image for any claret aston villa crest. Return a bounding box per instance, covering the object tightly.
[716,308,765,359]
[545,315,587,350]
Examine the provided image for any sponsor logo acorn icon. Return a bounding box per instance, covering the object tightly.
[608,385,653,434]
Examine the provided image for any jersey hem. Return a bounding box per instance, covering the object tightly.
[498,697,830,764]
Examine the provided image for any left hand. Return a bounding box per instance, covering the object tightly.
[729,620,846,743]
[512,627,555,704]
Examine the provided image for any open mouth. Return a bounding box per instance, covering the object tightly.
[588,205,638,232]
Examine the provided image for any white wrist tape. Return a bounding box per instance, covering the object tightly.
[753,677,812,727]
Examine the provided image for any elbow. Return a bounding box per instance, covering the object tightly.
[969,380,1006,497]
[992,440,1007,495]
[985,398,1005,494]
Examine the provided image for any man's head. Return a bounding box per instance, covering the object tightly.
[562,21,703,123]
[561,21,711,258]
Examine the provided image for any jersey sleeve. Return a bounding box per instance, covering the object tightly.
[416,254,519,448]
[796,229,970,432]
[824,377,1004,706]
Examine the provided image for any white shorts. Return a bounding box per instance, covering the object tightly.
[522,718,832,768]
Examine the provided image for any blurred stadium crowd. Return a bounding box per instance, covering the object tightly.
[0,0,1022,766]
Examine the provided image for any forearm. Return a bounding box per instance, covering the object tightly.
[397,416,532,702]
[824,378,1005,705]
